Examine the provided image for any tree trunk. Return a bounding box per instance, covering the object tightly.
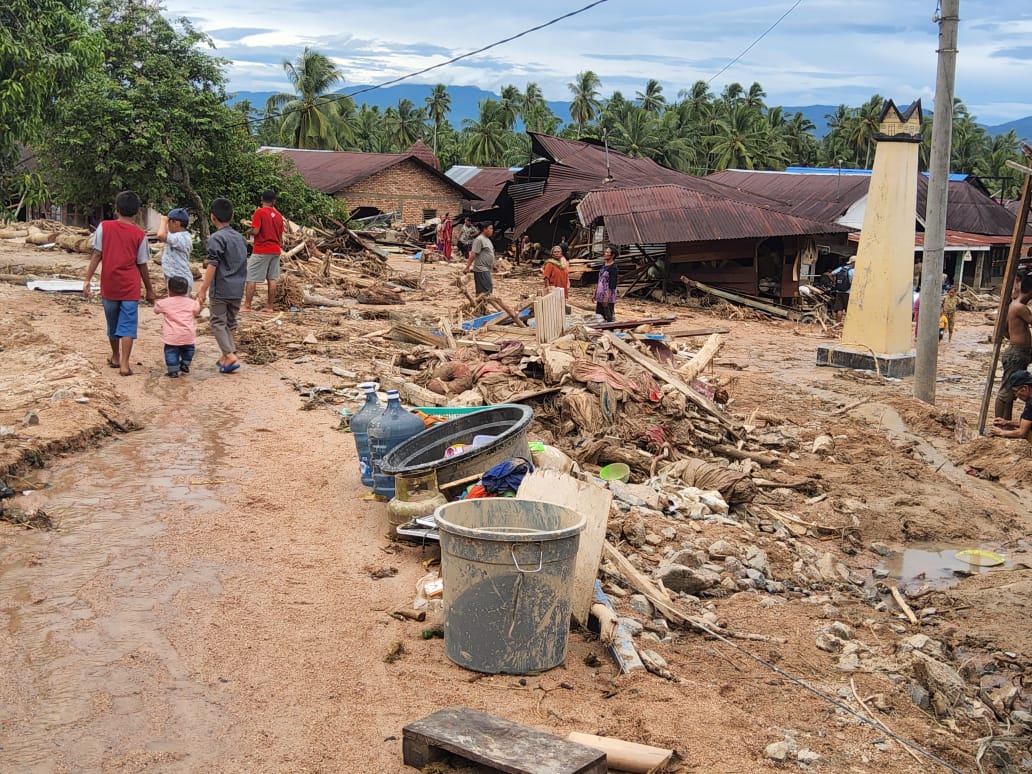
[174,161,209,243]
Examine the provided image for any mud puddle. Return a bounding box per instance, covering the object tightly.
[877,542,1009,592]
[0,395,242,771]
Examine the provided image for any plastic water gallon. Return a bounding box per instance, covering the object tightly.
[350,382,384,487]
[368,390,426,498]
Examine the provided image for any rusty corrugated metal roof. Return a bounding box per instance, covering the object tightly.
[848,230,1031,249]
[259,147,478,199]
[578,185,850,244]
[445,166,514,208]
[709,168,1022,237]
[513,133,787,235]
[404,140,440,171]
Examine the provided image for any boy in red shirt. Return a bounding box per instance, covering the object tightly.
[82,190,155,376]
[153,275,200,377]
[244,188,284,313]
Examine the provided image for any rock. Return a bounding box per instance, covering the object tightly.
[617,617,644,637]
[50,389,74,401]
[660,526,677,540]
[828,621,854,640]
[746,546,769,574]
[610,481,647,508]
[899,634,942,656]
[911,652,966,715]
[872,568,889,579]
[639,648,672,678]
[701,611,720,626]
[697,490,728,515]
[817,552,850,582]
[302,333,319,344]
[74,396,90,404]
[812,434,835,455]
[653,564,720,595]
[908,683,931,710]
[816,632,844,653]
[745,568,765,583]
[724,556,746,576]
[719,576,738,592]
[867,693,890,711]
[796,749,820,763]
[821,603,841,619]
[708,539,736,558]
[644,533,664,546]
[837,653,861,671]
[22,411,39,426]
[665,548,705,569]
[870,541,891,556]
[1010,710,1032,727]
[764,741,789,761]
[629,594,654,617]
[622,514,647,547]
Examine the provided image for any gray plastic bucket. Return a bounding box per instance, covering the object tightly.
[435,499,585,675]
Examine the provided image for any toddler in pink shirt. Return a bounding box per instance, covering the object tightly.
[153,275,201,377]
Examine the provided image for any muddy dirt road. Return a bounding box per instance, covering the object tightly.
[1,241,1030,773]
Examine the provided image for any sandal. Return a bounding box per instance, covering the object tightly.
[119,368,133,377]
[107,358,120,369]
[218,362,240,374]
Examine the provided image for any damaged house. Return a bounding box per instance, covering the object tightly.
[505,133,849,303]
[261,141,478,225]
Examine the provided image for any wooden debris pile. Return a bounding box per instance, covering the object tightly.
[0,220,94,254]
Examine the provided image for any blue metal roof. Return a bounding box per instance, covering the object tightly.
[783,166,969,181]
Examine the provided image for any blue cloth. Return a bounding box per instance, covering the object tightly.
[481,458,533,495]
[163,344,195,375]
[102,298,139,339]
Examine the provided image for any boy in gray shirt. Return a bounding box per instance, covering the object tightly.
[194,197,248,373]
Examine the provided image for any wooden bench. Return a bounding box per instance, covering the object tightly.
[402,706,607,773]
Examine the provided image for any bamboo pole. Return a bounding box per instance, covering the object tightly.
[976,152,1032,431]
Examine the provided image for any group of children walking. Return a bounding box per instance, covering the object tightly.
[82,189,282,378]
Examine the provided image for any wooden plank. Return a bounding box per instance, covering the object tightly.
[601,541,686,625]
[402,707,607,774]
[567,732,673,774]
[585,316,677,330]
[682,277,793,318]
[663,326,731,338]
[516,470,613,627]
[675,332,723,382]
[534,288,565,344]
[603,332,735,433]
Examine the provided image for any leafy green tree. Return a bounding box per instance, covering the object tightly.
[267,47,345,149]
[499,85,523,131]
[568,70,603,136]
[355,105,386,152]
[611,106,663,158]
[521,83,545,131]
[462,100,507,165]
[42,1,344,238]
[636,79,666,114]
[383,98,425,150]
[0,0,99,214]
[425,84,451,154]
[707,103,768,170]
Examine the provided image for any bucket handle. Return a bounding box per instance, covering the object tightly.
[510,542,543,573]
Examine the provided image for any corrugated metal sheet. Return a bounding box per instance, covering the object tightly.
[710,168,1022,237]
[260,147,478,199]
[848,230,1030,250]
[512,133,787,235]
[458,167,515,207]
[577,185,850,244]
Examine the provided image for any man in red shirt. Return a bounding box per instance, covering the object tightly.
[244,188,284,312]
[82,190,155,376]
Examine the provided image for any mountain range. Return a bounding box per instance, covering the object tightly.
[229,84,1032,143]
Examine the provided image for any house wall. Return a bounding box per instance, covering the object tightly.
[667,238,761,296]
[338,160,462,225]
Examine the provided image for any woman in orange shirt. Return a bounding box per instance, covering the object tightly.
[542,245,570,297]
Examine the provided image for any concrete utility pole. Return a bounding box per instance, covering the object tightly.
[914,0,960,403]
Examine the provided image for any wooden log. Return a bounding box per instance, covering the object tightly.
[676,332,723,382]
[0,228,30,239]
[487,293,528,328]
[437,317,457,349]
[662,326,731,338]
[566,732,673,774]
[283,240,307,260]
[389,323,446,348]
[302,291,346,307]
[890,585,919,625]
[603,332,736,433]
[711,444,777,466]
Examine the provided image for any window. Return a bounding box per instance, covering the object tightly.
[422,208,437,221]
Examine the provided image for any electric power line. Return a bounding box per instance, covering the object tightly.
[240,0,611,129]
[707,0,804,85]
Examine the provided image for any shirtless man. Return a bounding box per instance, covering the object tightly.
[994,273,1032,420]
[991,370,1032,440]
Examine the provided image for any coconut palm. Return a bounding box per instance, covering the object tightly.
[425,83,451,154]
[266,46,344,149]
[384,98,425,150]
[499,84,522,131]
[355,104,385,153]
[568,70,602,136]
[707,102,768,170]
[744,82,767,110]
[521,82,544,130]
[636,79,666,114]
[462,99,506,165]
[611,106,663,158]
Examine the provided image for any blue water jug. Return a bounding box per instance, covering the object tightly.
[368,390,426,498]
[350,382,384,487]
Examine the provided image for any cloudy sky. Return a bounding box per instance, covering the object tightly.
[162,0,1032,124]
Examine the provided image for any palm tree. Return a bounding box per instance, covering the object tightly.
[499,84,523,131]
[784,112,818,166]
[266,46,344,149]
[720,82,745,109]
[356,105,385,153]
[568,70,602,137]
[636,79,666,114]
[744,82,767,110]
[977,130,1022,199]
[384,98,425,150]
[707,103,767,170]
[521,82,544,130]
[462,99,506,165]
[233,99,256,135]
[612,106,663,158]
[425,84,451,155]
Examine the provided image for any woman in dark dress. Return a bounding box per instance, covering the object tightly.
[594,246,618,322]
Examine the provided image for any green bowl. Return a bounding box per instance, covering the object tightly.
[599,462,630,483]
